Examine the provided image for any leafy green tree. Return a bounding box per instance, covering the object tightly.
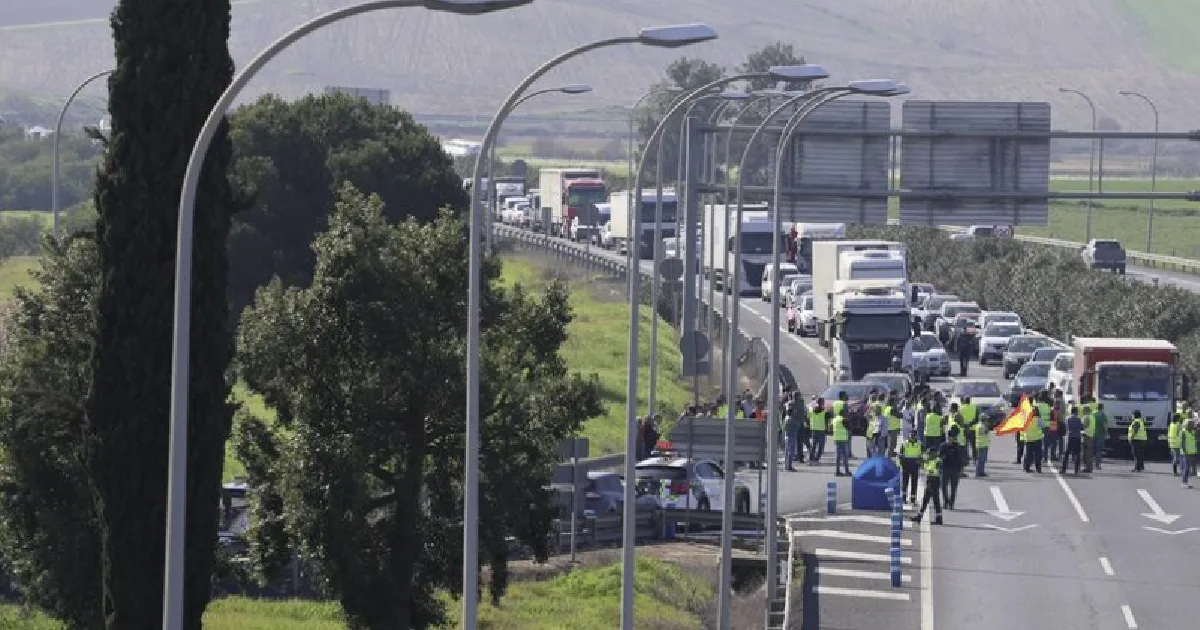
[636,57,727,184]
[234,184,601,629]
[227,93,467,314]
[0,134,101,211]
[739,42,810,91]
[0,236,104,630]
[0,215,46,260]
[84,1,238,628]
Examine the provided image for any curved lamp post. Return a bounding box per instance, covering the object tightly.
[647,89,749,417]
[168,2,534,630]
[1118,90,1160,251]
[469,23,720,630]
[53,68,112,236]
[1059,87,1098,241]
[632,64,828,630]
[483,83,592,245]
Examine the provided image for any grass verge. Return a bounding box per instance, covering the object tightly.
[499,254,697,455]
[0,256,38,299]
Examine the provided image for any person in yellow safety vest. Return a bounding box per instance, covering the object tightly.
[974,417,991,477]
[833,391,853,458]
[1022,406,1045,473]
[886,397,903,458]
[1080,402,1096,474]
[899,433,923,505]
[923,403,945,451]
[831,409,853,476]
[1168,413,1185,477]
[911,446,944,525]
[947,402,970,474]
[809,397,828,465]
[1180,419,1198,488]
[1035,396,1053,468]
[1128,410,1149,473]
[960,397,979,462]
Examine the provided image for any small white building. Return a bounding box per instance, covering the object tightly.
[24,125,54,140]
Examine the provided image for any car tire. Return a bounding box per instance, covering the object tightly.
[1119,265,1127,275]
[736,493,751,515]
[697,497,712,512]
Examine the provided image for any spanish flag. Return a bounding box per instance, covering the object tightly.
[994,395,1035,436]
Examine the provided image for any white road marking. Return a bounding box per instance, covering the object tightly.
[747,306,831,366]
[798,529,914,546]
[1121,605,1138,629]
[817,566,913,582]
[790,515,894,526]
[1052,469,1090,523]
[815,585,911,601]
[814,548,913,564]
[1099,557,1114,576]
[920,503,934,630]
[1136,488,1180,524]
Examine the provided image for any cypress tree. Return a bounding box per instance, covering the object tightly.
[87,2,236,628]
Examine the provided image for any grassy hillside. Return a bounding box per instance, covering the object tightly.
[2,1,1197,128]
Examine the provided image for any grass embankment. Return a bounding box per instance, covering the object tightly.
[499,255,696,455]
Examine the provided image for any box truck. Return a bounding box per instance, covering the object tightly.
[701,203,775,294]
[608,189,677,259]
[538,168,606,238]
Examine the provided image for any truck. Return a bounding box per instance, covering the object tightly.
[538,168,607,238]
[491,176,527,217]
[823,281,913,383]
[607,189,677,259]
[811,240,908,327]
[785,222,847,273]
[701,203,776,295]
[1071,337,1192,454]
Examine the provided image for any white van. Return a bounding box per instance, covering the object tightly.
[1047,352,1074,394]
[761,262,799,302]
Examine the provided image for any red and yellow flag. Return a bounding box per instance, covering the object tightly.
[994,395,1035,436]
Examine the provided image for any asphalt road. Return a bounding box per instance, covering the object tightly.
[1127,264,1200,293]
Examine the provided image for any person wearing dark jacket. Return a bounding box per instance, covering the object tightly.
[940,426,965,509]
[1060,406,1084,475]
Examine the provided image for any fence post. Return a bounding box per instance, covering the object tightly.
[826,480,837,514]
[890,543,903,587]
[584,510,598,546]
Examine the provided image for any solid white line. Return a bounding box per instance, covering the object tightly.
[798,530,914,546]
[1099,557,1114,576]
[817,566,913,582]
[920,495,935,630]
[1121,605,1138,629]
[815,585,911,601]
[1052,469,1091,523]
[790,515,894,526]
[815,548,913,564]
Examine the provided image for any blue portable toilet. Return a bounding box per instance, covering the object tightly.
[851,456,902,511]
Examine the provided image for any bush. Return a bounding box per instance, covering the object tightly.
[849,226,1200,402]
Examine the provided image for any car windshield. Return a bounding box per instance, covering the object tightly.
[821,383,886,401]
[944,304,981,318]
[865,374,907,391]
[1008,337,1050,353]
[954,381,1002,398]
[985,324,1022,337]
[1031,348,1066,362]
[800,295,814,310]
[841,314,912,341]
[914,334,942,352]
[1017,363,1051,378]
[1097,364,1171,401]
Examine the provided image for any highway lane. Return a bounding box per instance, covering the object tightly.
[1127,265,1200,292]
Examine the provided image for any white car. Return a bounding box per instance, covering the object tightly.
[780,274,812,305]
[790,292,816,336]
[916,293,960,331]
[948,379,1010,422]
[979,322,1024,365]
[980,311,1022,330]
[909,331,951,378]
[634,457,752,513]
[935,301,981,339]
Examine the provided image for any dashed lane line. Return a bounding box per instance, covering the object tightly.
[1099,557,1114,576]
[1121,605,1138,629]
[1051,469,1091,523]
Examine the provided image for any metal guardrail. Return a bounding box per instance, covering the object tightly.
[935,225,1200,275]
[547,507,769,554]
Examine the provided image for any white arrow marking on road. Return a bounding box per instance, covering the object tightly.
[986,485,1025,521]
[1136,489,1180,524]
[981,524,1039,534]
[1142,526,1199,535]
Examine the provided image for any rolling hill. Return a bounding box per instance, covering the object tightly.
[2,0,1199,129]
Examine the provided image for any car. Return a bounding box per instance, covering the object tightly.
[1081,239,1126,274]
[1029,347,1070,365]
[1002,334,1055,379]
[862,371,914,399]
[909,331,951,378]
[761,262,799,302]
[820,381,891,435]
[633,457,751,513]
[789,292,816,336]
[577,471,660,516]
[1009,360,1052,405]
[917,293,960,330]
[935,301,981,341]
[948,379,1010,421]
[780,274,812,306]
[1046,351,1075,392]
[979,311,1022,330]
[979,322,1024,365]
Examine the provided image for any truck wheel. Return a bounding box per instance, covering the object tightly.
[1119,264,1126,275]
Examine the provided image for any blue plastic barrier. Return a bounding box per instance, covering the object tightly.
[851,456,903,511]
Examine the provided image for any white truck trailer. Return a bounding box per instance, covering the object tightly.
[702,203,775,294]
[538,168,606,238]
[607,189,677,259]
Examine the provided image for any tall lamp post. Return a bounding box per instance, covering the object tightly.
[168,3,535,630]
[647,89,749,417]
[470,24,721,630]
[483,83,592,246]
[1118,90,1160,252]
[53,68,113,237]
[1059,87,1098,241]
[626,87,686,298]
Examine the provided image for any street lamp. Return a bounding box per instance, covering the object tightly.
[468,23,720,630]
[483,83,592,246]
[53,68,113,237]
[647,89,749,417]
[1059,87,1098,241]
[1118,90,1160,252]
[168,2,531,630]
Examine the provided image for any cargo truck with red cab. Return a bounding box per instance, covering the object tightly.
[538,167,608,239]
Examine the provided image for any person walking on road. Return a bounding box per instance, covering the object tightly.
[924,400,945,451]
[809,397,828,465]
[1128,410,1149,473]
[900,432,923,505]
[1060,405,1084,475]
[784,394,804,471]
[974,417,991,477]
[1080,398,1096,473]
[1035,393,1053,467]
[1168,412,1184,477]
[831,407,853,476]
[1092,402,1108,470]
[912,445,944,526]
[833,391,851,458]
[1022,406,1045,473]
[941,426,964,510]
[1181,419,1197,489]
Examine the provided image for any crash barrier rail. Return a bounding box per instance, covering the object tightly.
[659,415,768,464]
[936,225,1200,276]
[778,517,799,630]
[547,507,769,554]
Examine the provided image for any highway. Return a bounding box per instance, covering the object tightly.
[505,226,1200,630]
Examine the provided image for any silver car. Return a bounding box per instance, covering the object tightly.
[1002,335,1054,380]
[1009,361,1052,405]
